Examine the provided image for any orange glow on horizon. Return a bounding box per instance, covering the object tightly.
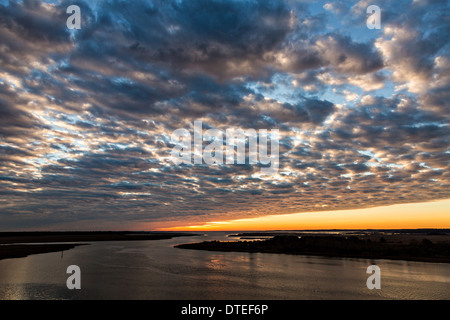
[159,199,450,231]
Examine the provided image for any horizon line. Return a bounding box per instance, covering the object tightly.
[1,227,450,233]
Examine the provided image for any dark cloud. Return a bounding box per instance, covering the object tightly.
[0,0,71,76]
[0,82,41,138]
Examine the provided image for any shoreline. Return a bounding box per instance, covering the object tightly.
[0,231,198,261]
[0,231,198,244]
[175,234,450,264]
[0,243,87,260]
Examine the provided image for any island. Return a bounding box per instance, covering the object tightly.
[0,231,198,260]
[175,233,450,263]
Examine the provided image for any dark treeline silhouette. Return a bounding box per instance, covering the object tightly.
[176,235,450,263]
[0,231,197,244]
[0,244,86,260]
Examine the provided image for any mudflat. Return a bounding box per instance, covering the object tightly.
[176,233,450,263]
[0,231,196,260]
[0,243,86,260]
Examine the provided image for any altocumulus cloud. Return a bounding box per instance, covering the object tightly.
[0,0,448,230]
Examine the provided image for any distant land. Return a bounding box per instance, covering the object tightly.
[176,229,450,263]
[226,229,450,236]
[3,229,450,263]
[0,243,87,260]
[0,231,197,260]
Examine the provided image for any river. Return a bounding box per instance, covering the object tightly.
[0,232,449,299]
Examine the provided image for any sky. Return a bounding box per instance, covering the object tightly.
[0,0,449,231]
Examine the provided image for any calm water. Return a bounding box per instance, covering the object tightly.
[0,232,449,300]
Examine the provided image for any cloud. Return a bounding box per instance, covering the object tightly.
[0,0,448,230]
[323,1,349,15]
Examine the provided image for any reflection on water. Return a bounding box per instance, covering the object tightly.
[0,232,449,300]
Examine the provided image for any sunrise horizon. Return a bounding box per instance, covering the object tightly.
[158,198,450,232]
[1,198,448,233]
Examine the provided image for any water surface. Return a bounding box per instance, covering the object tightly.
[0,232,449,299]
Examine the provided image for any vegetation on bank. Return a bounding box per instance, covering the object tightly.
[0,243,86,260]
[0,231,198,260]
[176,235,450,263]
